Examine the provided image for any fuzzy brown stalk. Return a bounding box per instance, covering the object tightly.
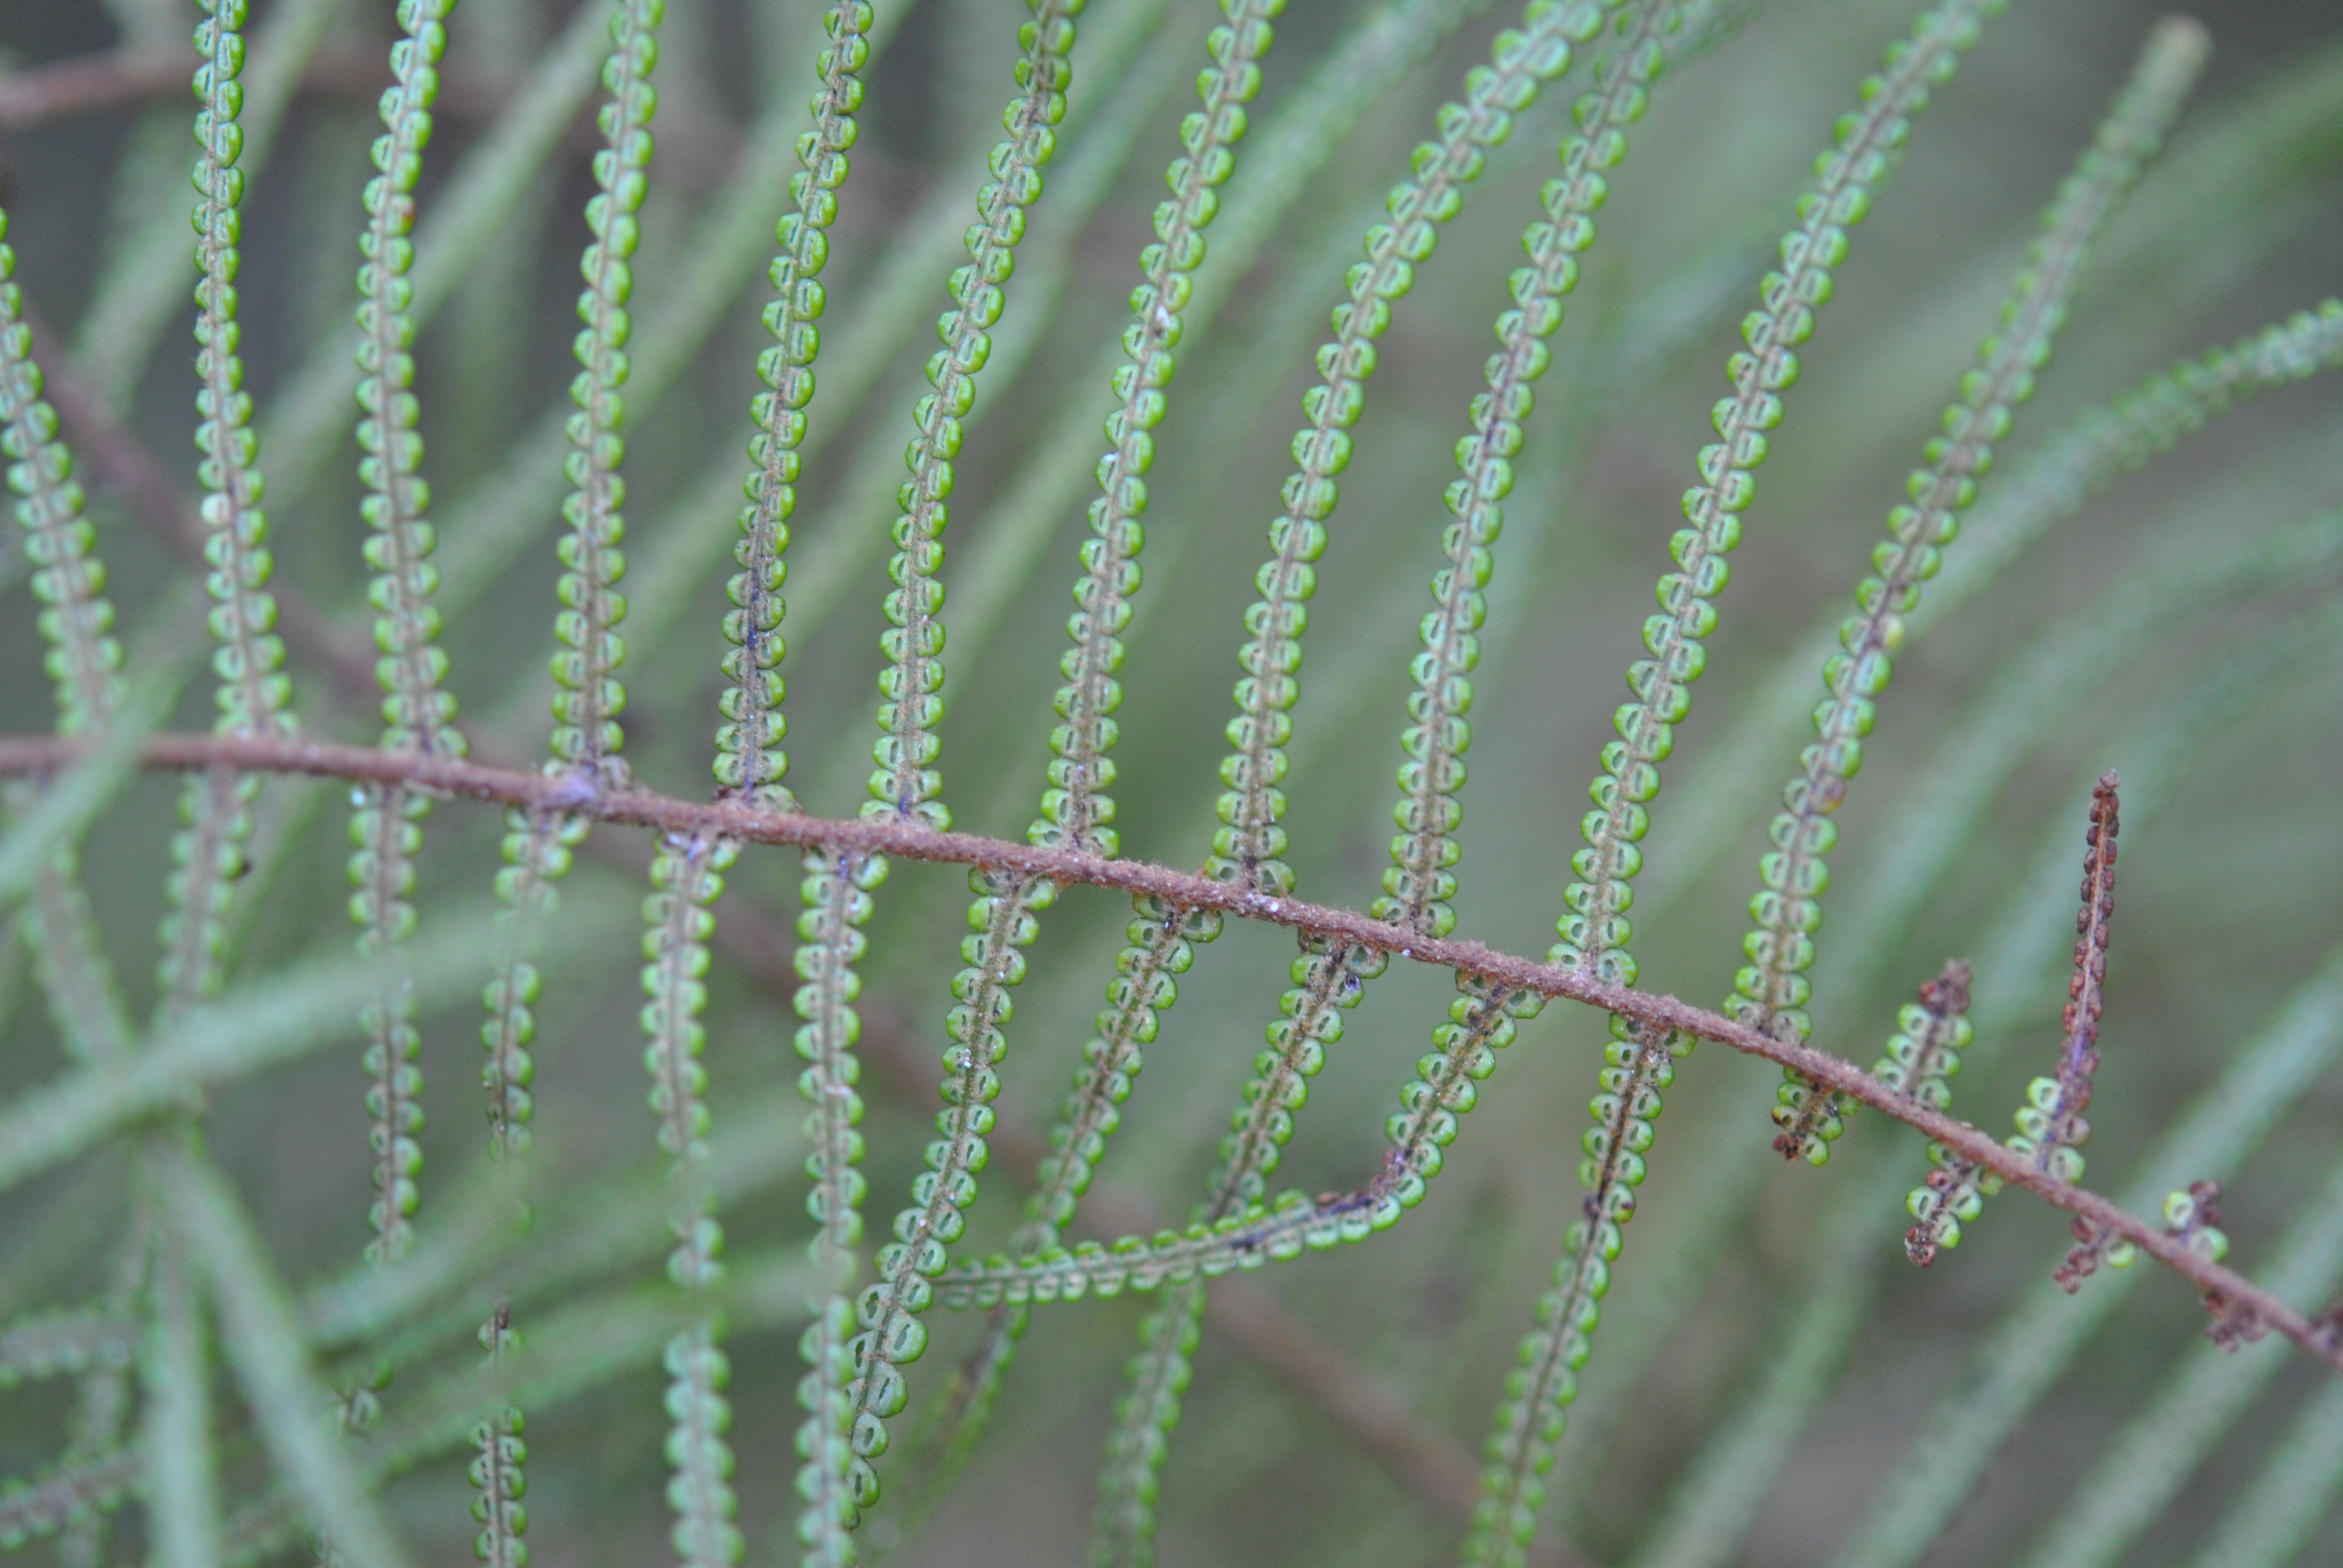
[6,727,2343,1376]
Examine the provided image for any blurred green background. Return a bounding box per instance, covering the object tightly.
[2,0,2341,1564]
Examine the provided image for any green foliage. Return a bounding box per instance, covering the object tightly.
[3,2,2343,1567]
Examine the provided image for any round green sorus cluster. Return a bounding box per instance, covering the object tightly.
[640,831,742,1566]
[479,805,589,1157]
[348,0,460,1268]
[868,0,1088,829]
[355,0,461,760]
[792,847,883,1555]
[0,219,120,738]
[719,0,876,806]
[1211,0,1603,898]
[1555,0,1999,995]
[350,786,428,1259]
[1470,1015,1682,1566]
[1904,1143,2004,1266]
[551,0,663,779]
[469,1406,528,1568]
[1042,0,1283,861]
[190,0,293,743]
[640,833,734,1291]
[161,1,291,1014]
[1027,898,1221,1249]
[662,1321,741,1567]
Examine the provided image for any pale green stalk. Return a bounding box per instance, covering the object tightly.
[140,1227,223,1568]
[2015,1152,2343,1568]
[0,900,595,1199]
[2187,1376,2343,1568]
[166,1148,416,1568]
[1823,947,2343,1568]
[223,1252,824,1568]
[309,1090,804,1374]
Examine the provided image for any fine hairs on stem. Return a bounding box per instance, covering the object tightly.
[2,3,2342,1567]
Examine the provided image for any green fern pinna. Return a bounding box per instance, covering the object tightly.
[1,1,2342,1565]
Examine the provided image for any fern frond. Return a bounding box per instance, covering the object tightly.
[74,0,342,413]
[477,809,586,1159]
[790,849,880,1559]
[864,0,1513,1487]
[843,0,1156,1512]
[0,1449,137,1553]
[638,827,742,1564]
[1657,296,2343,920]
[2009,772,2119,1186]
[258,0,614,510]
[1089,5,1635,1551]
[0,1308,132,1387]
[1826,949,2343,1568]
[862,0,1083,825]
[1474,4,2005,1560]
[552,0,660,786]
[158,0,300,1019]
[1366,0,1685,1256]
[1752,22,2203,1163]
[345,0,465,1267]
[0,224,121,737]
[712,6,890,1560]
[480,0,670,1157]
[2015,1160,2343,1568]
[468,1406,528,1568]
[660,1319,741,1568]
